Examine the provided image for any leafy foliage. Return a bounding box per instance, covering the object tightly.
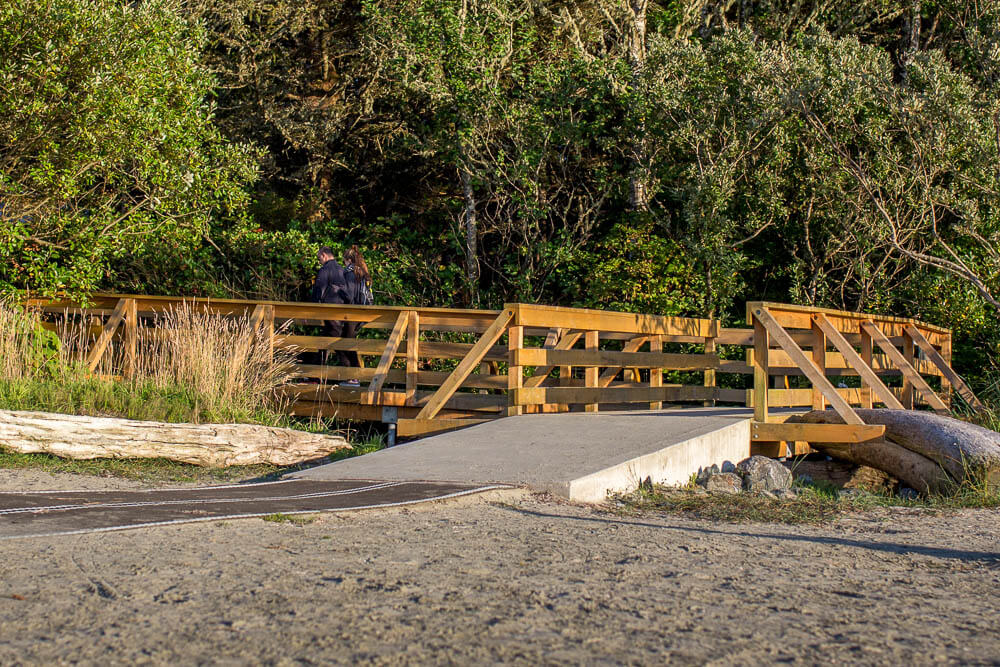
[0,0,258,298]
[5,0,1000,384]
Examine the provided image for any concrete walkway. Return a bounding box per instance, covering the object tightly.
[294,407,754,502]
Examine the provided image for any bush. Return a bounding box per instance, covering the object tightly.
[0,0,259,298]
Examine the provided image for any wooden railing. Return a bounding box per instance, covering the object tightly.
[746,302,982,455]
[29,294,981,447]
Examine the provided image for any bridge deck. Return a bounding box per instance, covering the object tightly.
[295,407,762,502]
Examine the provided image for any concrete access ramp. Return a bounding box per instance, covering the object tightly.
[294,407,753,503]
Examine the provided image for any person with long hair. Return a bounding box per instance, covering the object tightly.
[338,245,373,385]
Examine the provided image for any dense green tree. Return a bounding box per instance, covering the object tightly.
[8,0,1000,381]
[0,0,259,298]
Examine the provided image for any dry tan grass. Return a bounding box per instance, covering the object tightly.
[135,303,297,417]
[0,299,47,382]
[0,299,297,424]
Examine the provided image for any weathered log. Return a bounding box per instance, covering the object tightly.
[0,410,350,467]
[789,409,1000,490]
[805,438,951,494]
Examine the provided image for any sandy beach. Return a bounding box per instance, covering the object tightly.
[1,470,999,664]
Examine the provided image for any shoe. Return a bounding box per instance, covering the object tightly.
[339,379,361,387]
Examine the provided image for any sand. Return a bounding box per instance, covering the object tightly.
[1,470,999,664]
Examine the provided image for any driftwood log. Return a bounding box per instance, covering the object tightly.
[0,410,350,467]
[789,409,1000,493]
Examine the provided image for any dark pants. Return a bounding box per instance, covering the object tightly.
[322,319,361,368]
[342,320,361,368]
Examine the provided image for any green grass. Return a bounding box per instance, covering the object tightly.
[0,373,294,428]
[0,449,282,484]
[261,512,316,525]
[614,476,1000,525]
[0,432,388,484]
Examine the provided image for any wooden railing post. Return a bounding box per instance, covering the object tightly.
[703,320,718,407]
[902,331,915,409]
[752,311,769,423]
[585,330,599,412]
[506,321,524,417]
[859,325,873,409]
[649,335,663,410]
[940,333,953,408]
[405,311,419,406]
[810,316,826,411]
[124,298,138,378]
[249,303,275,361]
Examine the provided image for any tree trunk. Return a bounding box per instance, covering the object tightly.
[0,410,350,467]
[901,0,921,85]
[459,163,480,304]
[625,0,650,211]
[789,409,1000,490]
[806,438,951,494]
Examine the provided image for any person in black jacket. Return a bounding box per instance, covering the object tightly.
[338,245,373,381]
[311,246,351,368]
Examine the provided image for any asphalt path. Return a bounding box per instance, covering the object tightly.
[0,479,505,539]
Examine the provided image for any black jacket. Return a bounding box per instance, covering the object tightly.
[343,264,373,305]
[312,259,348,304]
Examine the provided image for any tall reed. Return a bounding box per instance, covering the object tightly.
[0,299,297,425]
[0,299,52,382]
[135,304,296,419]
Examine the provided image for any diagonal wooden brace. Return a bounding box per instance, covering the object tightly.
[752,307,864,425]
[861,321,950,415]
[812,314,903,410]
[416,308,515,420]
[524,328,581,389]
[599,336,650,388]
[903,325,983,412]
[86,298,131,372]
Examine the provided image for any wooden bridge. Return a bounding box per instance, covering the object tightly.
[32,295,982,455]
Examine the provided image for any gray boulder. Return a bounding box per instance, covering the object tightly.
[736,455,793,493]
[695,464,720,486]
[702,472,742,495]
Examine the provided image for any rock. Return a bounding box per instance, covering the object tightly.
[702,472,742,495]
[736,455,793,493]
[783,458,895,492]
[774,488,800,499]
[695,464,720,486]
